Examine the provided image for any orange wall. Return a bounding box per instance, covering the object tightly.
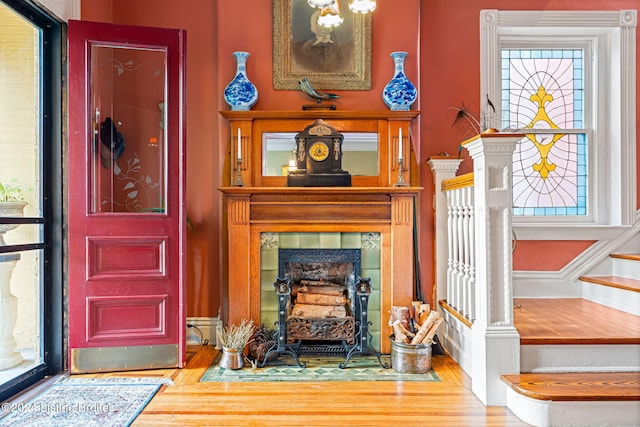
[81,0,639,314]
[82,0,221,317]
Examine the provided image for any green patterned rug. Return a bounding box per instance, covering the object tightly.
[201,353,440,382]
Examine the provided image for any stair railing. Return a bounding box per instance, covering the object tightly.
[442,173,475,323]
[429,132,523,406]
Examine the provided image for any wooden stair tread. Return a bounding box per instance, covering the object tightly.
[611,253,640,262]
[579,275,640,292]
[514,298,640,345]
[501,372,640,401]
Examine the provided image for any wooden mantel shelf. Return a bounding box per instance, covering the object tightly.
[220,110,420,121]
[219,186,422,195]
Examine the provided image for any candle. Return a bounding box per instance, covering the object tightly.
[237,128,242,160]
[398,127,403,161]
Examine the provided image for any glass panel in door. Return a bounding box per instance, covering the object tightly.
[90,46,166,214]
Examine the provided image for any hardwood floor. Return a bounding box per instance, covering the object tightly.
[80,345,530,426]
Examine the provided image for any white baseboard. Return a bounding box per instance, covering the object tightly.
[186,317,221,346]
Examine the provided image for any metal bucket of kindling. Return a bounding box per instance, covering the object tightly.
[390,336,432,374]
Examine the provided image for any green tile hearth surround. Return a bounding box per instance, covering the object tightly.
[259,232,382,351]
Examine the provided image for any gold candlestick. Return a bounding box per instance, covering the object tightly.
[394,158,409,187]
[231,158,245,187]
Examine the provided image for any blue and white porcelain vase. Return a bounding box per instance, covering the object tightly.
[382,51,417,111]
[224,51,258,111]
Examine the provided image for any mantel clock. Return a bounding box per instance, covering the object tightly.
[287,119,351,187]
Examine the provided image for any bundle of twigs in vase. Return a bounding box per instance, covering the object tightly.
[217,319,255,350]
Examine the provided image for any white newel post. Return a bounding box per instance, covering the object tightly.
[463,133,521,406]
[427,157,463,311]
[0,253,22,370]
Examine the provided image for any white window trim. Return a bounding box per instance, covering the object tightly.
[480,9,637,240]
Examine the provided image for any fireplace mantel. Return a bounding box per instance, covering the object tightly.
[219,186,421,354]
[219,110,422,354]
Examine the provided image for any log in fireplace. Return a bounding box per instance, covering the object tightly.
[281,249,360,347]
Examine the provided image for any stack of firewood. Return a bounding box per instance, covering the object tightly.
[290,279,349,318]
[389,302,443,345]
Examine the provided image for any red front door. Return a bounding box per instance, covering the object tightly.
[67,20,186,373]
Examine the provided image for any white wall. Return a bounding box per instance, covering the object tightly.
[33,0,80,21]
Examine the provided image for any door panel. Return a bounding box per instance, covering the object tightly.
[67,20,186,373]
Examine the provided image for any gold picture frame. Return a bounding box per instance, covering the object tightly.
[273,0,372,90]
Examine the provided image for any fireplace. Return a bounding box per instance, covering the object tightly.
[259,247,387,368]
[219,112,420,355]
[220,186,420,355]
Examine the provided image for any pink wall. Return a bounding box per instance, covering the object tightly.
[420,0,639,297]
[81,0,639,314]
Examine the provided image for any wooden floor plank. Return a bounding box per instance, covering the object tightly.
[114,345,530,426]
[514,298,640,345]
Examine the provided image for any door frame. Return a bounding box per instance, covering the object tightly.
[0,0,64,402]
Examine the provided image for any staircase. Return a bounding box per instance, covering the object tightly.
[503,248,640,427]
[430,149,640,426]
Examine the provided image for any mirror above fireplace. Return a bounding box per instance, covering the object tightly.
[220,110,419,187]
[262,132,379,177]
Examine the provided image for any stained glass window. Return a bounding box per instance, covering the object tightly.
[501,49,587,216]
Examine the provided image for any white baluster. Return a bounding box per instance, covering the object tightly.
[468,186,476,323]
[446,191,455,309]
[455,190,465,312]
[461,186,471,319]
[450,191,459,311]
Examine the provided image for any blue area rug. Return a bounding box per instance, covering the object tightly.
[201,353,440,382]
[0,377,172,427]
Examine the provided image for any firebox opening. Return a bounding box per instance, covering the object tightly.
[259,232,383,353]
[279,249,361,352]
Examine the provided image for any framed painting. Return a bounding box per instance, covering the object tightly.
[273,0,372,90]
